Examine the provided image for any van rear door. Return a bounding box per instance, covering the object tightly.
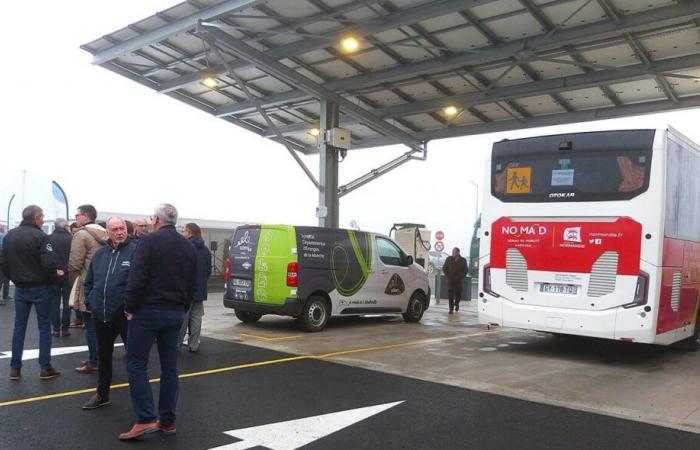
[254,225,298,305]
[228,226,260,302]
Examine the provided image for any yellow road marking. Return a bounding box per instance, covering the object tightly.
[0,330,496,408]
[239,332,303,342]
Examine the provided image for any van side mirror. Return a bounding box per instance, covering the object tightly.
[405,255,414,266]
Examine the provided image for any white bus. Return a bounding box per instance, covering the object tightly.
[478,127,700,349]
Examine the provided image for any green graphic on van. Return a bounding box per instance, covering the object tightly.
[331,230,373,297]
[254,226,297,305]
[384,273,405,295]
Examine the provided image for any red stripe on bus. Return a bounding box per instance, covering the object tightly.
[656,238,700,334]
[490,217,642,275]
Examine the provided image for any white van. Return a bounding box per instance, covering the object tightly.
[224,225,430,331]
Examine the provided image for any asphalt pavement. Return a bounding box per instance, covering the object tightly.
[0,301,698,450]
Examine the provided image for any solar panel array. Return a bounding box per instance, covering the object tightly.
[82,0,700,153]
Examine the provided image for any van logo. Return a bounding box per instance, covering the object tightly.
[233,231,251,249]
[563,227,582,243]
[384,274,405,296]
[242,262,252,270]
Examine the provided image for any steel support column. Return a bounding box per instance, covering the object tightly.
[318,101,340,228]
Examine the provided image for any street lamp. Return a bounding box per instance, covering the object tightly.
[468,180,479,223]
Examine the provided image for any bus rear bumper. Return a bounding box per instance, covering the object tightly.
[477,295,656,343]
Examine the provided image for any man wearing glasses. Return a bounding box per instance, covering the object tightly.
[68,204,107,374]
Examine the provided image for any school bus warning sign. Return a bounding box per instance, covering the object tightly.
[506,167,531,194]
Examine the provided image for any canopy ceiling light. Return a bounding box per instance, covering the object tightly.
[340,36,360,53]
[442,105,459,117]
[202,76,219,88]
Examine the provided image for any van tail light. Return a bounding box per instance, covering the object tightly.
[483,264,499,297]
[287,262,298,287]
[224,257,231,284]
[624,271,649,308]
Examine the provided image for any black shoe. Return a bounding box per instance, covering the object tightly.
[82,394,111,410]
[449,310,453,314]
[455,305,460,311]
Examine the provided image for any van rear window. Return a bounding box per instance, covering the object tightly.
[492,150,651,202]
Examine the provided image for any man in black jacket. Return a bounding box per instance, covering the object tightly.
[119,204,197,440]
[82,217,137,410]
[442,247,468,314]
[0,205,62,380]
[49,218,73,336]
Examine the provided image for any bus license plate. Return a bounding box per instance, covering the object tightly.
[232,278,251,288]
[539,283,578,295]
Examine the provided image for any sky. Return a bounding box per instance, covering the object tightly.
[3,1,700,253]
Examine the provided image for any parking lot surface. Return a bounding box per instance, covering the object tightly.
[204,294,700,434]
[1,297,699,449]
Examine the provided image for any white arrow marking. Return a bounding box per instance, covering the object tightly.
[0,343,123,361]
[209,400,404,450]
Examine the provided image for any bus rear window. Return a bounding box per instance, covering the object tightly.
[492,150,651,202]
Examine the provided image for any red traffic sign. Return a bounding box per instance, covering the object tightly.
[434,241,445,252]
[435,230,445,241]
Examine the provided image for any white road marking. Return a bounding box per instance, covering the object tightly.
[209,400,404,450]
[0,344,123,361]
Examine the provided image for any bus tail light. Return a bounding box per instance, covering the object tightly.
[624,271,649,308]
[483,264,500,297]
[287,262,299,287]
[224,257,231,284]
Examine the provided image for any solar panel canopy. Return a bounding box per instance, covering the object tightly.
[82,0,700,154]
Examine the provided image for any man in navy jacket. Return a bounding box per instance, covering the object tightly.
[119,204,196,440]
[82,217,137,410]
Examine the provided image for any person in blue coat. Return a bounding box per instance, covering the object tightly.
[81,217,137,410]
[179,222,212,352]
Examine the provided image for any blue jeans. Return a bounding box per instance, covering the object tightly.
[11,286,54,369]
[83,311,98,366]
[127,307,184,425]
[51,280,71,331]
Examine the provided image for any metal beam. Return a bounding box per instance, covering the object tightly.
[157,0,502,93]
[90,0,263,66]
[339,146,427,197]
[213,1,700,117]
[625,33,680,104]
[100,59,313,155]
[261,52,700,138]
[202,25,425,152]
[351,94,700,149]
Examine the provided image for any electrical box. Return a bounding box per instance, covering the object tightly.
[325,127,351,149]
[394,226,431,271]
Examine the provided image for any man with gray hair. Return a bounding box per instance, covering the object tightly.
[49,218,73,336]
[120,204,197,440]
[0,205,62,380]
[133,218,149,240]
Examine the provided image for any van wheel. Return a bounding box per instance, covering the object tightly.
[403,292,425,323]
[681,317,700,352]
[235,310,262,323]
[299,295,330,332]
